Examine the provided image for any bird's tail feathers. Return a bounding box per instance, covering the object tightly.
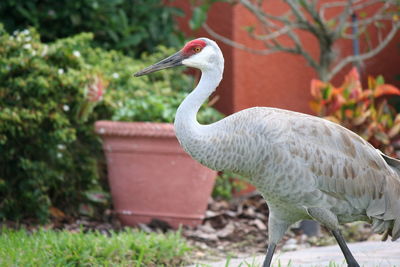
[367,176,400,241]
[378,150,400,181]
[368,150,400,240]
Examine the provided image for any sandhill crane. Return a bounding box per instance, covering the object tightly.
[134,38,400,267]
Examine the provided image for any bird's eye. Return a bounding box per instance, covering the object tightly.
[193,46,202,53]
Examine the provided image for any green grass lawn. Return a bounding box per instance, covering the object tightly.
[0,227,190,266]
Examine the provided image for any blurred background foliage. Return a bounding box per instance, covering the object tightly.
[0,0,224,222]
[0,0,185,57]
[0,25,222,222]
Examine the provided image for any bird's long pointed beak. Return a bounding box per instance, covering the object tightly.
[134,51,184,77]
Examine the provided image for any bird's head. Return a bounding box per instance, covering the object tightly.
[134,38,223,77]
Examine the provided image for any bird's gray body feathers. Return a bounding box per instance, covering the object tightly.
[177,107,400,240]
[137,37,399,266]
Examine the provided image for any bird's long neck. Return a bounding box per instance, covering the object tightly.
[174,69,222,149]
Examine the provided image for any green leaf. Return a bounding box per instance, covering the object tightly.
[85,190,109,204]
[374,21,385,29]
[322,85,332,100]
[359,11,368,18]
[326,19,337,28]
[243,25,255,33]
[376,75,385,86]
[119,34,142,48]
[298,0,307,8]
[189,6,208,30]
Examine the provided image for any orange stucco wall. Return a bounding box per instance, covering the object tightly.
[172,1,400,115]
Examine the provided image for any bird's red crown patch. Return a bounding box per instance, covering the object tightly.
[182,39,207,56]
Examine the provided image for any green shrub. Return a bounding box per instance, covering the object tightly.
[0,25,222,222]
[0,0,185,57]
[0,26,111,222]
[104,47,223,124]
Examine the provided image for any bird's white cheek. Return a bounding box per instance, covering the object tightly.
[182,58,191,66]
[183,56,209,70]
[182,58,200,68]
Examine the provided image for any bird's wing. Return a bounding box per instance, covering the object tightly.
[280,110,400,239]
[285,112,390,197]
[379,151,400,177]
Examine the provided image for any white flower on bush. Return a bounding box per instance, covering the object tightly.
[57,144,66,150]
[57,152,63,159]
[63,104,70,111]
[58,68,64,75]
[112,72,120,79]
[23,43,32,50]
[73,50,81,57]
[48,9,56,17]
[41,45,49,57]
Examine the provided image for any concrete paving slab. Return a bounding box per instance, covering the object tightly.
[188,241,400,267]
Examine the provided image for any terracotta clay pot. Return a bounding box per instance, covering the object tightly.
[95,120,216,228]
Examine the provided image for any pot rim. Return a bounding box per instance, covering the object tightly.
[95,120,176,138]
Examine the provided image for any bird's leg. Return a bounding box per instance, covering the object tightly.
[306,207,360,267]
[331,230,360,267]
[262,214,290,267]
[262,243,276,267]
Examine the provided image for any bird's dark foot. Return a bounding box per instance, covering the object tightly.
[347,262,360,267]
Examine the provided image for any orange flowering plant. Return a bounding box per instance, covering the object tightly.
[310,67,400,155]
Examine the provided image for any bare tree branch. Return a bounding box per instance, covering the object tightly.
[240,0,289,29]
[240,0,320,69]
[333,0,354,40]
[344,14,395,28]
[352,0,388,11]
[343,0,395,26]
[319,0,388,22]
[302,0,325,28]
[328,21,400,81]
[283,0,308,23]
[320,0,395,41]
[202,23,275,55]
[320,0,379,20]
[340,14,395,39]
[250,24,297,41]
